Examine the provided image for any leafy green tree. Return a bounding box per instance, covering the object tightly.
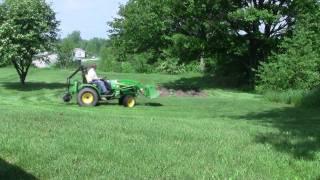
[56,31,82,67]
[56,39,74,68]
[0,3,7,67]
[109,0,174,62]
[108,0,318,86]
[0,0,58,84]
[258,3,320,91]
[67,31,82,46]
[83,38,108,57]
[227,0,307,85]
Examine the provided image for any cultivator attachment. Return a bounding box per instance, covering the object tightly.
[143,85,160,99]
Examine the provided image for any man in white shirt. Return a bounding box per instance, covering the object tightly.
[86,64,109,94]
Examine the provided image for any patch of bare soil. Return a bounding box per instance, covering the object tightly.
[158,87,207,97]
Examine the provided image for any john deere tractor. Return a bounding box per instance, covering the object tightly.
[63,65,159,107]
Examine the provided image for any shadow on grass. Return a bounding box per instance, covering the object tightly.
[0,158,37,180]
[98,102,164,107]
[232,107,320,160]
[162,75,248,92]
[299,87,320,108]
[1,82,66,91]
[144,103,163,107]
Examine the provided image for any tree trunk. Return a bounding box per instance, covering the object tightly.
[13,59,31,85]
[200,52,205,72]
[248,38,259,88]
[20,73,27,85]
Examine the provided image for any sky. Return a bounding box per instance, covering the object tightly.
[47,0,128,40]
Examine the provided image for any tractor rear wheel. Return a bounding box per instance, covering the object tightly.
[123,95,136,108]
[78,88,99,107]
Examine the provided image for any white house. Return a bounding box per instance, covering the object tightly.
[74,48,86,60]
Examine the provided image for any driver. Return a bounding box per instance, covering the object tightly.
[86,64,110,95]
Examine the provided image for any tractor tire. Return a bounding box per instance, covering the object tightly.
[63,93,72,103]
[123,95,136,108]
[118,96,124,105]
[77,88,99,107]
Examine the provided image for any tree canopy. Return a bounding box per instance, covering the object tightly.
[0,0,59,84]
[258,3,320,91]
[108,0,319,87]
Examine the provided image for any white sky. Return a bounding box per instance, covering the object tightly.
[47,0,128,40]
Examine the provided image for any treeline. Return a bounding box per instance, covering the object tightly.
[103,0,320,92]
[56,31,108,68]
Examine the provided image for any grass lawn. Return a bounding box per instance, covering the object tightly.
[0,67,319,179]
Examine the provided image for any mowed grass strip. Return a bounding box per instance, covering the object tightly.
[0,67,319,179]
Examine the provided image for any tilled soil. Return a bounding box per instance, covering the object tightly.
[158,87,207,97]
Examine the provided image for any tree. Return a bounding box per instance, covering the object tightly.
[108,0,318,87]
[83,38,107,57]
[56,39,74,68]
[66,31,82,47]
[0,2,10,67]
[109,0,175,62]
[258,2,320,91]
[0,0,58,84]
[56,31,82,68]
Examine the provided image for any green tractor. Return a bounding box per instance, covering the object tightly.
[63,65,159,107]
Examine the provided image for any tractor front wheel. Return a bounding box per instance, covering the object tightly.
[119,96,124,105]
[78,88,99,107]
[123,95,136,108]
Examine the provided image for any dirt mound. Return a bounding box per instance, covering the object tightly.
[158,87,207,97]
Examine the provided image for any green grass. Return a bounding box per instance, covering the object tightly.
[0,67,319,179]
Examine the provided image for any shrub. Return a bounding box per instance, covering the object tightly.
[258,52,320,91]
[156,58,187,75]
[185,61,202,73]
[120,62,135,73]
[127,52,155,73]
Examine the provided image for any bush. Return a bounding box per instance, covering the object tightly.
[100,46,203,74]
[258,52,320,91]
[127,52,155,73]
[120,62,135,73]
[156,58,187,75]
[185,61,202,73]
